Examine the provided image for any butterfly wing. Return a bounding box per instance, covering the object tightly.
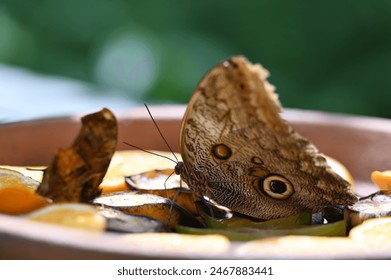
[180,56,356,219]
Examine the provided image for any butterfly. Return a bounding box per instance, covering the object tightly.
[178,56,357,220]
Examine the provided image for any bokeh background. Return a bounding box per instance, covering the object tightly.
[1,0,390,121]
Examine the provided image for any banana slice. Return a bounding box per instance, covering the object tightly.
[344,190,391,230]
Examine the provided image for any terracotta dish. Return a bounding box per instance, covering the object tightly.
[0,105,390,259]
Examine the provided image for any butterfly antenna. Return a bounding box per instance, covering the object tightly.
[126,104,184,225]
[144,104,180,163]
[123,142,178,165]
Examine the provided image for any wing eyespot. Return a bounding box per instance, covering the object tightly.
[257,175,294,200]
[211,143,232,160]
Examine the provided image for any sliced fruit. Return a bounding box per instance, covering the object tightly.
[125,169,197,215]
[0,168,49,215]
[100,150,181,193]
[25,203,106,231]
[126,168,184,190]
[0,168,40,190]
[128,187,198,216]
[0,165,45,183]
[97,206,165,233]
[349,217,391,246]
[344,190,391,230]
[371,170,391,190]
[93,191,202,229]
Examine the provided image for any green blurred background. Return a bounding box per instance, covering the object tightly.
[1,0,390,118]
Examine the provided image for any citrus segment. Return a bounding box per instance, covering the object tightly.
[0,168,49,215]
[25,203,106,231]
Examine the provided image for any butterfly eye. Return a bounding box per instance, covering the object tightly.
[260,175,294,200]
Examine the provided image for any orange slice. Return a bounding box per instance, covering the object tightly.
[0,168,49,215]
[0,165,45,182]
[25,203,106,231]
[371,170,391,190]
[349,217,391,246]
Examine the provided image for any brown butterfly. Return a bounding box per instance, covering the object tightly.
[178,56,357,220]
[38,108,117,202]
